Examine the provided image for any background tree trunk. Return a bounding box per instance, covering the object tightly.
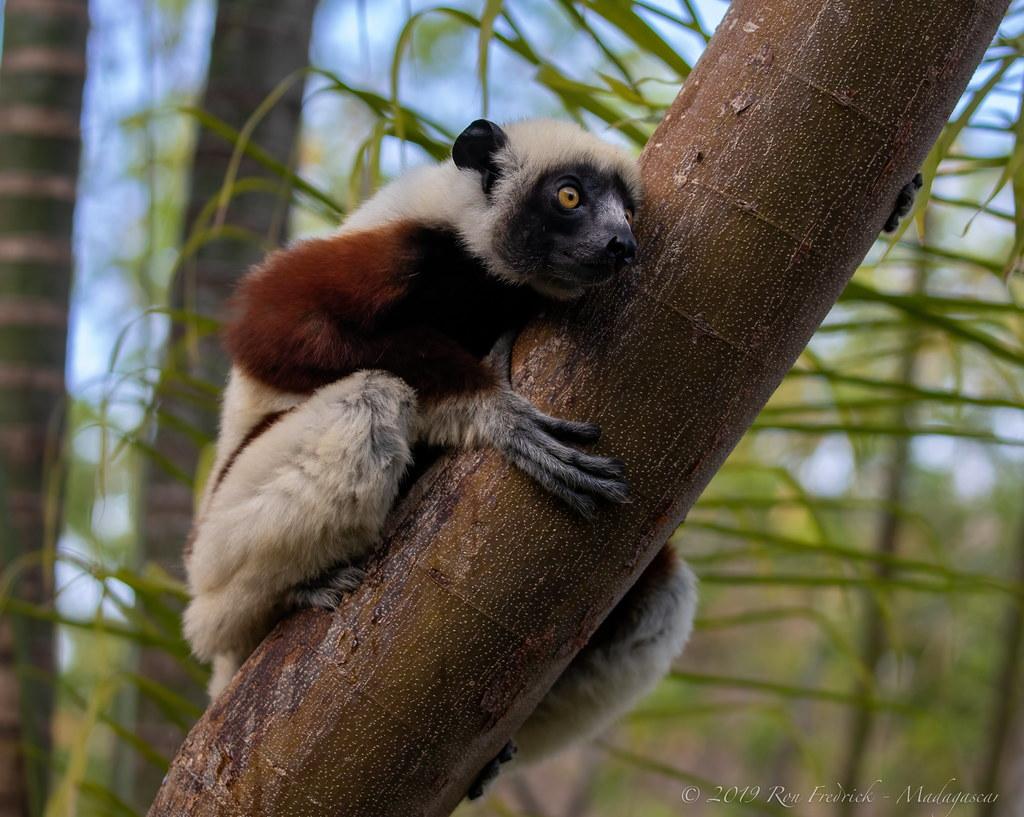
[147,2,1009,815]
[0,1,90,815]
[976,497,1024,817]
[839,227,929,811]
[133,0,319,806]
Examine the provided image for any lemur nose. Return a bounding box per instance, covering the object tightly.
[606,233,637,265]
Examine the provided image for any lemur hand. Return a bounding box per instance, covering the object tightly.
[884,172,923,233]
[486,333,629,518]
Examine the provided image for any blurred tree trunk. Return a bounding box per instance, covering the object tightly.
[0,1,90,815]
[134,0,319,807]
[976,503,1024,816]
[147,2,1008,816]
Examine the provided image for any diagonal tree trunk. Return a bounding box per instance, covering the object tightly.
[147,2,1009,815]
[0,2,90,815]
[134,0,319,806]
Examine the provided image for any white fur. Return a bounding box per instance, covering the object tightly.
[185,371,416,696]
[195,369,307,519]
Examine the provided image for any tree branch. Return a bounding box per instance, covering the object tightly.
[148,2,1009,815]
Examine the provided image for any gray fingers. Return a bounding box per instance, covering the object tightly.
[500,394,629,519]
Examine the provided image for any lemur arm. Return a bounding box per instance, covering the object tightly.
[415,333,629,517]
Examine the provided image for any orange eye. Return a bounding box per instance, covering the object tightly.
[557,185,581,209]
[624,208,634,227]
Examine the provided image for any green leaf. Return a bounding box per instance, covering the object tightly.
[477,0,503,117]
[580,0,691,78]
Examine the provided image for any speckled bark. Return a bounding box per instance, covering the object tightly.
[148,2,1008,816]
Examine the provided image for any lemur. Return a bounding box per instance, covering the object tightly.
[182,117,919,794]
[182,117,696,789]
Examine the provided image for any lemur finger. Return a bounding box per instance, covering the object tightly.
[506,393,602,444]
[534,413,601,445]
[466,767,494,800]
[883,172,924,233]
[505,448,600,518]
[560,447,626,481]
[528,425,627,480]
[466,757,501,801]
[510,436,629,506]
[485,330,517,384]
[465,740,517,801]
[529,437,630,501]
[496,739,518,764]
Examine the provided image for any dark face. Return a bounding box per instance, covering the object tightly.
[499,164,637,297]
[453,119,639,299]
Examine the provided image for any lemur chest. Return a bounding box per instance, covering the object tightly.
[380,226,540,358]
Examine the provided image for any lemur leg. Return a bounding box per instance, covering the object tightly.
[514,545,697,763]
[183,370,416,698]
[286,564,367,610]
[884,172,923,233]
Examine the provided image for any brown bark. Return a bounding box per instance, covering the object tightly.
[0,1,89,815]
[148,2,1009,815]
[134,0,319,807]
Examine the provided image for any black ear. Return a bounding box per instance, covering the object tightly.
[452,119,508,194]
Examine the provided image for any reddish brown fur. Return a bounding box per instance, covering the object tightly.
[225,223,415,391]
[224,221,509,401]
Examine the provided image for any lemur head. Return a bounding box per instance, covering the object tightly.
[452,119,642,301]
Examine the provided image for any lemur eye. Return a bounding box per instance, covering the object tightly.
[624,208,635,227]
[557,185,581,210]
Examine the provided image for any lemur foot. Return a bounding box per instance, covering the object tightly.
[487,332,629,518]
[883,172,923,232]
[466,740,517,801]
[286,564,366,610]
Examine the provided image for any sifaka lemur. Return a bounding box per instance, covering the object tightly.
[182,117,918,794]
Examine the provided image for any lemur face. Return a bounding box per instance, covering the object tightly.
[453,119,640,300]
[503,163,637,295]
